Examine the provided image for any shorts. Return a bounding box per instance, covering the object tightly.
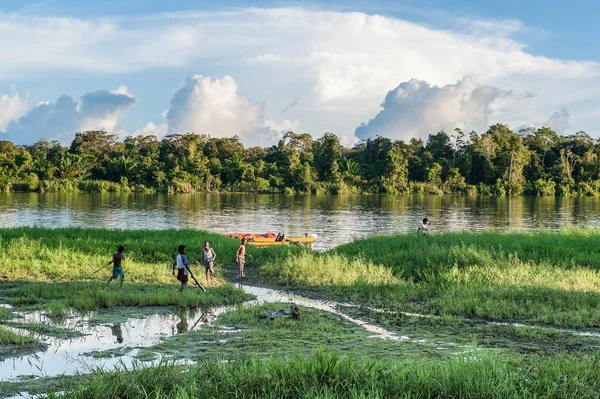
[203,259,214,272]
[177,268,189,283]
[237,257,245,267]
[111,267,125,280]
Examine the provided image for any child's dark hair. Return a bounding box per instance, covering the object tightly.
[423,218,428,224]
[204,241,209,246]
[178,245,185,253]
[241,237,247,244]
[117,245,125,253]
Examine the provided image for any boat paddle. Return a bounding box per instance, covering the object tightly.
[184,264,206,292]
[89,263,110,278]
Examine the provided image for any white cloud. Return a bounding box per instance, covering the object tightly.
[355,77,503,140]
[166,74,293,145]
[132,122,169,139]
[517,108,571,135]
[0,8,598,139]
[0,86,28,130]
[1,87,135,144]
[543,108,570,134]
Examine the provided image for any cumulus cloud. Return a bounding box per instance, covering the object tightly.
[0,87,28,130]
[166,75,294,145]
[132,122,169,139]
[0,8,598,138]
[543,108,570,134]
[355,77,503,141]
[1,87,135,144]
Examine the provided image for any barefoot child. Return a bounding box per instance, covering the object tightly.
[173,245,189,292]
[417,218,429,236]
[203,241,217,280]
[237,238,247,279]
[107,246,125,287]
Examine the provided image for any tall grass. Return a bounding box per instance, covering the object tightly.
[0,227,298,282]
[333,231,600,280]
[52,350,600,399]
[260,252,396,286]
[254,231,600,327]
[4,282,253,311]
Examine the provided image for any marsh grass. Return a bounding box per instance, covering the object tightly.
[250,231,600,327]
[2,282,253,311]
[0,227,298,283]
[136,303,447,362]
[260,252,396,286]
[50,350,600,399]
[0,326,36,346]
[333,230,600,279]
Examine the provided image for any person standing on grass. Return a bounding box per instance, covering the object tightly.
[173,245,189,292]
[237,238,247,279]
[203,241,217,281]
[417,218,429,236]
[107,245,125,287]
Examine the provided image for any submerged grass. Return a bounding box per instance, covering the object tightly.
[51,350,600,399]
[0,325,44,360]
[136,303,445,362]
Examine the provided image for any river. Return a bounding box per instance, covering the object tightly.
[2,193,600,250]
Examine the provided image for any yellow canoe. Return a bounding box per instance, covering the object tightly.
[252,236,316,244]
[248,241,291,247]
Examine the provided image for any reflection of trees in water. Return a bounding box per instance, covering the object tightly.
[2,193,600,244]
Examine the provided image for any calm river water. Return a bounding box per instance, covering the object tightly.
[1,193,600,250]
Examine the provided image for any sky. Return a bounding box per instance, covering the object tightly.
[0,0,598,146]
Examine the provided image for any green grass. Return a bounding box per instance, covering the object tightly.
[0,226,299,283]
[332,230,600,280]
[136,303,446,362]
[2,282,253,311]
[0,325,36,345]
[260,252,396,286]
[0,325,45,360]
[249,231,600,328]
[48,350,600,399]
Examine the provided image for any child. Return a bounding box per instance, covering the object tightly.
[107,246,125,287]
[418,218,429,236]
[237,238,247,279]
[173,245,189,292]
[203,241,217,280]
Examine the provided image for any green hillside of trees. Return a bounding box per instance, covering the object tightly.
[0,124,598,196]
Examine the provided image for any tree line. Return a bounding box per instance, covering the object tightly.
[0,124,599,196]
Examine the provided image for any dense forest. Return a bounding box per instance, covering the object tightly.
[0,124,599,196]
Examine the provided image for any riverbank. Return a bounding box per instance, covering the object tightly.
[2,228,600,398]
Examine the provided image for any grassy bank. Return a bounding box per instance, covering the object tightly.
[1,282,252,311]
[0,226,299,283]
[253,231,600,328]
[48,350,600,399]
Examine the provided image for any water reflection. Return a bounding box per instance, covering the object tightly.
[1,193,600,250]
[110,324,124,344]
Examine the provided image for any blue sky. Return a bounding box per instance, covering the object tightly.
[0,0,598,145]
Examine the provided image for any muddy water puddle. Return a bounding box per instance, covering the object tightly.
[0,309,204,382]
[0,284,415,382]
[3,283,595,385]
